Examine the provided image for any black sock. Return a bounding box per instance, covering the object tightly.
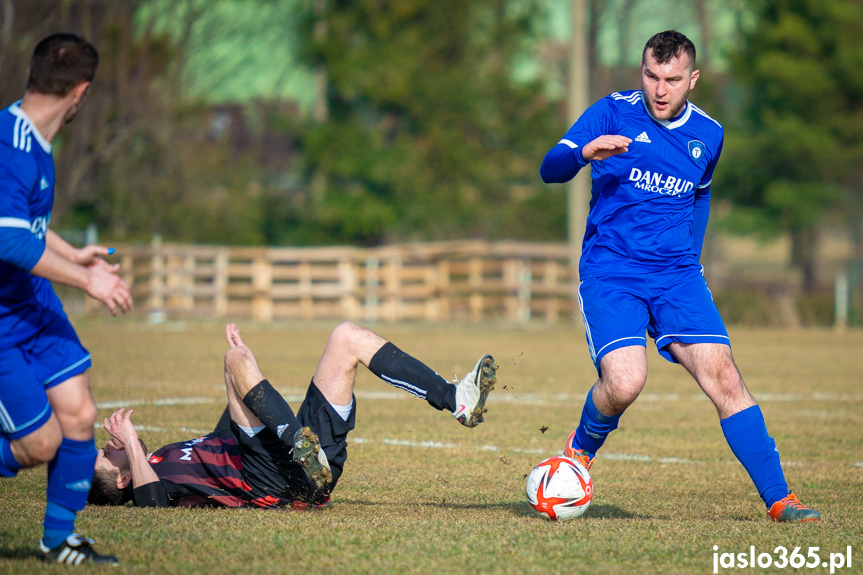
[242,379,303,444]
[368,342,456,412]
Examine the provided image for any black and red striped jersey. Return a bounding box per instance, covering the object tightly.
[145,434,290,509]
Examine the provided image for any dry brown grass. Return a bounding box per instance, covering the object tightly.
[1,319,861,574]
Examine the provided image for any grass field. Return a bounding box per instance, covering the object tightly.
[1,319,861,574]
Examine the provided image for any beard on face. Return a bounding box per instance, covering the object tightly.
[646,88,689,121]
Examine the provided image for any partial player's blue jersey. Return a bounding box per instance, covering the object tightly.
[541,90,723,278]
[0,101,57,344]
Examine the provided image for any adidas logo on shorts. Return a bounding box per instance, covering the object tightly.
[634,131,651,143]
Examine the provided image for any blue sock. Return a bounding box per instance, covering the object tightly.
[42,502,77,548]
[721,405,788,508]
[572,386,621,454]
[0,436,23,477]
[42,437,97,548]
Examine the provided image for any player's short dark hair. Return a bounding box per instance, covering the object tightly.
[88,468,133,506]
[642,30,696,68]
[87,438,148,506]
[26,33,99,96]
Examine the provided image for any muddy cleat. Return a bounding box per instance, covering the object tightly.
[562,429,595,471]
[452,355,497,428]
[38,534,119,566]
[767,493,821,523]
[292,427,332,489]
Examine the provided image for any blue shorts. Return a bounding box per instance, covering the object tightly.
[577,265,730,373]
[0,306,91,440]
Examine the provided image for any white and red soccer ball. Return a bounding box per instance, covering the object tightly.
[526,456,593,520]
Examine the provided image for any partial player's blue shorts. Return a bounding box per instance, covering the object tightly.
[577,264,729,373]
[0,305,91,440]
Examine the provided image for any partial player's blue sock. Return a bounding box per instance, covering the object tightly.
[721,405,788,508]
[0,436,23,477]
[42,437,97,548]
[42,502,77,548]
[572,386,621,454]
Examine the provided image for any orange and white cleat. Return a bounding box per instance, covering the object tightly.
[562,429,595,471]
[767,493,821,522]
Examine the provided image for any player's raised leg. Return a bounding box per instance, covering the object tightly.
[669,342,820,522]
[223,323,331,488]
[564,346,647,470]
[311,322,497,427]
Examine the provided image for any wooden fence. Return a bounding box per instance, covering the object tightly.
[106,239,580,323]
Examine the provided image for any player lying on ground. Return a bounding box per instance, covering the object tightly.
[540,30,819,522]
[89,322,497,508]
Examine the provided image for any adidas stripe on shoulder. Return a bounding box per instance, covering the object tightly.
[610,91,642,105]
[690,103,723,128]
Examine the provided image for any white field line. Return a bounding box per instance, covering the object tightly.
[90,424,820,468]
[94,422,210,435]
[94,392,860,468]
[96,390,863,412]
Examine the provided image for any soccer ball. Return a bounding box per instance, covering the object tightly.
[526,456,593,521]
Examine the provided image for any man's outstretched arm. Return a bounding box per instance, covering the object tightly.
[540,134,633,183]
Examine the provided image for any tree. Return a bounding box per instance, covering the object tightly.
[287,0,563,245]
[717,0,863,291]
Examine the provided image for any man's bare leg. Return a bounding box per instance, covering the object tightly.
[311,322,497,427]
[667,342,755,419]
[563,345,649,470]
[223,323,267,429]
[38,373,104,560]
[222,323,332,488]
[668,342,820,521]
[312,322,388,406]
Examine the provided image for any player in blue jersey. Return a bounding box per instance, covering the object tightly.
[0,33,133,565]
[87,322,496,509]
[540,30,819,522]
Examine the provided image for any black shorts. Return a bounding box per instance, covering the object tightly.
[216,380,356,504]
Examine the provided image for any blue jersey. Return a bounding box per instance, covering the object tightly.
[540,90,723,279]
[0,101,58,345]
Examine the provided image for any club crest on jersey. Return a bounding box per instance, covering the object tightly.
[688,140,706,164]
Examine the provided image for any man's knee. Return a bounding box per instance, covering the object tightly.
[716,362,748,399]
[325,321,368,356]
[330,321,362,344]
[703,350,742,387]
[225,344,255,374]
[598,379,644,412]
[597,350,647,411]
[53,398,98,438]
